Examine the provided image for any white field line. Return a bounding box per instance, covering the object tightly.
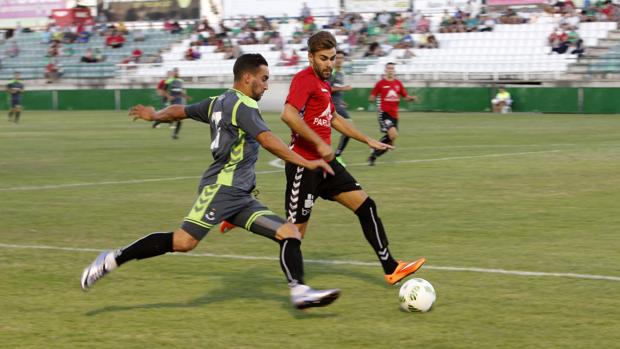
[1,243,618,282]
[0,150,560,192]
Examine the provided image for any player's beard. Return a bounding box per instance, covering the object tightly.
[251,81,264,101]
[312,63,331,80]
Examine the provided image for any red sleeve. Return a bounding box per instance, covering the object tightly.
[157,80,165,90]
[285,74,312,111]
[370,80,382,97]
[399,81,408,97]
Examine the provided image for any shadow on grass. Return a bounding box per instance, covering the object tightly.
[85,266,340,319]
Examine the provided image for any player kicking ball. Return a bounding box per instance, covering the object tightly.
[220,32,425,286]
[80,54,340,309]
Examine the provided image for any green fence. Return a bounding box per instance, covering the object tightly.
[2,87,619,113]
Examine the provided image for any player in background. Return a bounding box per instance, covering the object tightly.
[329,50,353,166]
[81,54,340,310]
[223,32,426,286]
[152,70,173,128]
[6,72,24,123]
[367,62,417,166]
[164,67,190,139]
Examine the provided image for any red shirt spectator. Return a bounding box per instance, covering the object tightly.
[106,32,125,48]
[132,48,142,60]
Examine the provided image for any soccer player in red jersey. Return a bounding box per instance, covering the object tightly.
[219,31,426,285]
[367,62,417,166]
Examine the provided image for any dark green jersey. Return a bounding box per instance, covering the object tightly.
[7,80,24,98]
[165,78,184,104]
[184,89,270,193]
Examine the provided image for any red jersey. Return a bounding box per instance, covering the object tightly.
[370,78,408,118]
[285,66,335,160]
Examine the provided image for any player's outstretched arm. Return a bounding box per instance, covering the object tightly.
[256,131,334,175]
[129,104,187,122]
[281,103,334,161]
[332,112,394,151]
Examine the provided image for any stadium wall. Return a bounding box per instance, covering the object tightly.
[1,87,619,114]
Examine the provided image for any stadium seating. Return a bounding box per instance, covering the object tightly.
[0,30,183,80]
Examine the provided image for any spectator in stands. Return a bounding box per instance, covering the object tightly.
[171,21,183,34]
[81,48,98,63]
[223,43,243,60]
[465,14,480,32]
[185,45,201,60]
[106,30,125,48]
[492,87,513,113]
[549,27,570,54]
[47,41,60,57]
[364,42,386,57]
[478,15,496,32]
[300,2,311,19]
[132,47,143,62]
[117,22,129,35]
[45,59,63,83]
[6,42,19,58]
[285,50,300,66]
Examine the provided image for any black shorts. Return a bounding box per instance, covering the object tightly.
[335,105,350,119]
[182,184,286,240]
[11,98,21,108]
[378,112,398,133]
[284,159,362,224]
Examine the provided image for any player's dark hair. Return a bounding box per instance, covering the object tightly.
[233,53,268,81]
[386,62,396,67]
[308,31,337,53]
[336,50,347,56]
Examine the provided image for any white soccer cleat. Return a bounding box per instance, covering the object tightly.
[290,285,341,310]
[80,250,116,291]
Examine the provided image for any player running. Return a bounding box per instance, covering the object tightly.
[6,72,24,124]
[329,50,353,166]
[221,32,426,286]
[81,54,340,310]
[367,62,417,166]
[152,70,173,129]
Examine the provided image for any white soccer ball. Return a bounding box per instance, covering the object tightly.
[399,278,436,312]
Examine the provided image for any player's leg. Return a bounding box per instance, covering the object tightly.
[172,120,182,139]
[81,184,223,290]
[13,105,21,123]
[229,203,339,309]
[8,107,14,122]
[324,164,425,283]
[334,107,351,164]
[334,190,425,284]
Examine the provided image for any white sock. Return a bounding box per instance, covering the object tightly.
[290,284,310,296]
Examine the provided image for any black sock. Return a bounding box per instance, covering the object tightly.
[173,121,182,136]
[14,111,20,123]
[335,135,350,157]
[355,197,398,274]
[279,238,305,286]
[372,135,392,159]
[114,232,174,266]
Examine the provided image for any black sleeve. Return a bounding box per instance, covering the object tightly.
[235,104,270,139]
[184,97,216,123]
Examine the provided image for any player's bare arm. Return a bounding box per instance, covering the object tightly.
[368,93,376,102]
[129,104,187,122]
[331,112,393,151]
[256,131,334,175]
[281,103,334,161]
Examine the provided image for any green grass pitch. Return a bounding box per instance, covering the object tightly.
[1,110,619,348]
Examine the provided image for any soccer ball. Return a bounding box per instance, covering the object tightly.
[399,278,436,312]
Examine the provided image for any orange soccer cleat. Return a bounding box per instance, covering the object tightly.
[219,220,237,233]
[384,257,427,285]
